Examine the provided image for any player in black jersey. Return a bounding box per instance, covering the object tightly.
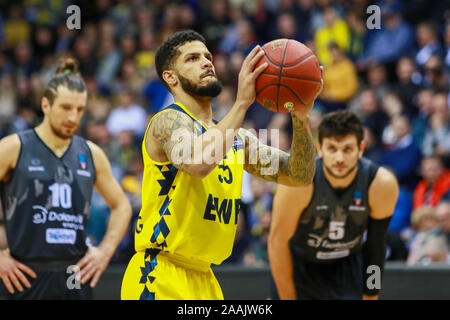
[0,58,132,299]
[269,110,399,300]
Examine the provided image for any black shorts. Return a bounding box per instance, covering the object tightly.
[291,251,364,300]
[0,259,93,300]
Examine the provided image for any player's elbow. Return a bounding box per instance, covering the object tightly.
[288,172,314,187]
[113,198,133,221]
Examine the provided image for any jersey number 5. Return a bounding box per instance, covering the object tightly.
[329,221,345,240]
[218,162,233,184]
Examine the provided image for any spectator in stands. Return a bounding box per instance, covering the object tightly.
[292,0,315,37]
[223,214,253,264]
[363,125,384,164]
[106,89,147,138]
[436,201,450,255]
[13,42,37,78]
[358,4,414,67]
[212,85,234,121]
[243,208,271,267]
[219,17,258,56]
[352,89,389,139]
[119,34,137,61]
[96,35,122,92]
[421,92,450,160]
[407,206,448,265]
[413,156,450,210]
[444,22,450,73]
[388,186,413,235]
[319,42,358,111]
[345,10,366,61]
[31,25,55,66]
[366,63,390,101]
[380,92,403,120]
[314,6,350,66]
[0,74,16,133]
[3,5,30,49]
[394,56,421,119]
[423,55,448,92]
[73,36,98,78]
[271,11,311,44]
[412,88,434,148]
[380,114,422,189]
[201,0,231,53]
[135,28,156,73]
[142,66,173,114]
[414,22,444,68]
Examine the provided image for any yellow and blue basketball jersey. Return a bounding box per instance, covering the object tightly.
[122,102,245,300]
[135,102,244,265]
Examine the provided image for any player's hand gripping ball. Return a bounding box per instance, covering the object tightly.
[255,39,322,113]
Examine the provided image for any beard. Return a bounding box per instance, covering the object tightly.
[177,73,222,98]
[49,120,76,140]
[323,162,358,179]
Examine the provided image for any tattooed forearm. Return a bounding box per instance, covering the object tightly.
[286,114,316,185]
[242,114,315,186]
[242,128,289,183]
[243,137,286,183]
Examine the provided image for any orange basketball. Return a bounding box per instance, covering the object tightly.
[255,39,322,113]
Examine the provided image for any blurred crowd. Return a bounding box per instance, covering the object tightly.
[0,0,449,266]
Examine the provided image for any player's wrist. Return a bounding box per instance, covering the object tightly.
[291,111,310,123]
[98,242,116,259]
[233,99,251,112]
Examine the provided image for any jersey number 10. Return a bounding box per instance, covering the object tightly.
[49,183,72,209]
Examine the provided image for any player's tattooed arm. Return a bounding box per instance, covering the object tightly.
[241,114,315,186]
[149,109,197,173]
[150,109,236,178]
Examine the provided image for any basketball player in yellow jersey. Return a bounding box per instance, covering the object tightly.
[121,30,323,300]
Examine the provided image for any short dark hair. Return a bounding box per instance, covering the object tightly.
[318,110,364,145]
[155,30,206,91]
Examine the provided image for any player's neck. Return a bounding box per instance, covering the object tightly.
[174,92,213,126]
[323,165,358,190]
[35,122,72,157]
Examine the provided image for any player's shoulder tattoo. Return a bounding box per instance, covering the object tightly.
[150,109,194,141]
[149,109,195,165]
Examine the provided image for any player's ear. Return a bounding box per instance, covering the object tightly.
[316,142,323,157]
[41,97,51,114]
[358,140,365,158]
[163,70,177,88]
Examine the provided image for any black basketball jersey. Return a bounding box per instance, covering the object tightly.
[289,157,379,264]
[0,130,96,261]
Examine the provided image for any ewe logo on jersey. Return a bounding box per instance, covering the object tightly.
[203,194,241,225]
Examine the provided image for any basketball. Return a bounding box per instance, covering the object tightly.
[255,39,322,113]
